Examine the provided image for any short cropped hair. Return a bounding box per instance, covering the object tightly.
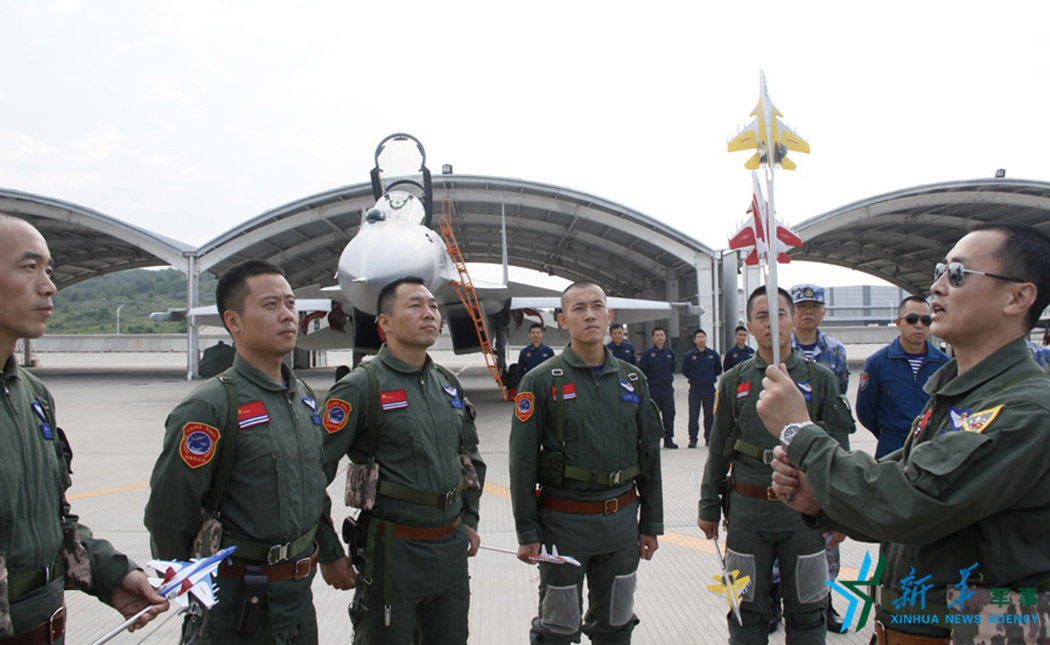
[972,223,1050,329]
[217,260,286,329]
[693,328,707,338]
[377,276,426,316]
[734,325,748,334]
[560,280,604,311]
[610,323,624,332]
[898,296,931,317]
[529,322,544,332]
[652,326,666,335]
[746,286,794,320]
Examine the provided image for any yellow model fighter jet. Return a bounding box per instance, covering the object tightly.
[728,71,810,170]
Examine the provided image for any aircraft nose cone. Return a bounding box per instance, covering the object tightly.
[337,220,446,314]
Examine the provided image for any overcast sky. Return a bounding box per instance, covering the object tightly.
[3,1,1048,288]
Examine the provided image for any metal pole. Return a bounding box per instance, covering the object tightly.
[116,304,125,335]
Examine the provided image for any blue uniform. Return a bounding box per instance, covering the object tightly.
[856,338,950,458]
[518,343,555,376]
[791,329,850,395]
[639,344,677,443]
[722,344,755,371]
[681,347,722,444]
[1028,341,1050,375]
[606,340,636,365]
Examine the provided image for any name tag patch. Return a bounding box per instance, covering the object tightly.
[621,392,640,403]
[30,400,52,439]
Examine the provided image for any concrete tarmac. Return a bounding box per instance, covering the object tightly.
[29,352,879,644]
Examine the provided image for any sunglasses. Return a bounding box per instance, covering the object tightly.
[903,313,932,326]
[933,262,1027,288]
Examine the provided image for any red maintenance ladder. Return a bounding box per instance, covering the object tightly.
[437,199,508,401]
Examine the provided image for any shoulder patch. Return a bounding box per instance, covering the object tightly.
[515,392,535,422]
[859,371,869,391]
[179,422,220,469]
[713,389,720,416]
[961,405,1003,434]
[323,399,352,434]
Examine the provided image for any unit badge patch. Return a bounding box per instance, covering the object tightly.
[515,392,535,422]
[961,405,1003,434]
[859,372,869,392]
[619,381,635,393]
[795,381,813,401]
[179,422,220,468]
[323,399,352,434]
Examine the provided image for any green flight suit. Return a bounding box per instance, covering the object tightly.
[145,355,327,644]
[0,356,139,641]
[316,345,486,645]
[786,338,1050,639]
[700,352,853,645]
[509,344,664,645]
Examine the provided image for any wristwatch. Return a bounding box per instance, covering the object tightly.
[779,422,808,447]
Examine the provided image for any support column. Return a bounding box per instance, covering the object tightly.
[695,256,716,351]
[666,268,680,342]
[186,253,200,381]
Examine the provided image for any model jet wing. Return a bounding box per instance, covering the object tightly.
[728,71,809,170]
[728,172,802,265]
[509,297,702,326]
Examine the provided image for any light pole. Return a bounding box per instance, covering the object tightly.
[116,304,125,335]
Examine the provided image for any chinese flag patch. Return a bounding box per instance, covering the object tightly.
[550,383,577,401]
[515,392,535,422]
[179,422,220,469]
[323,399,351,434]
[237,401,269,429]
[380,389,408,411]
[736,382,751,399]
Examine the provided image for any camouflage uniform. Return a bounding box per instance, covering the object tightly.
[700,352,853,644]
[786,339,1050,640]
[510,344,664,644]
[316,345,485,645]
[145,354,327,644]
[1,356,138,641]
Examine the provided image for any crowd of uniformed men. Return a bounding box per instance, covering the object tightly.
[3,213,1050,645]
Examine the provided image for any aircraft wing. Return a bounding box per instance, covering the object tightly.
[727,117,761,152]
[776,119,810,153]
[188,579,218,608]
[147,559,188,575]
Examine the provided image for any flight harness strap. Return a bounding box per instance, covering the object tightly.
[551,357,643,486]
[362,362,465,508]
[729,361,818,460]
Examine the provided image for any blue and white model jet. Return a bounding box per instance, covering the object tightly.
[147,545,237,609]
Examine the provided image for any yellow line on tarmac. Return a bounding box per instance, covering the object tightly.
[68,481,149,501]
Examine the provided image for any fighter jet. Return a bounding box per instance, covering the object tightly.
[146,545,237,609]
[728,171,803,265]
[728,71,810,170]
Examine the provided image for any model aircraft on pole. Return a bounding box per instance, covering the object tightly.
[89,546,236,644]
[728,71,810,366]
[728,171,803,266]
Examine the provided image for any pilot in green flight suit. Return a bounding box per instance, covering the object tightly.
[316,277,485,645]
[146,261,327,644]
[699,287,853,645]
[510,281,664,645]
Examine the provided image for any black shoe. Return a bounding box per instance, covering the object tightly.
[827,596,846,632]
[663,441,678,449]
[688,440,698,448]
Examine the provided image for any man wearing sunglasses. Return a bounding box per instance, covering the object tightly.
[760,223,1050,643]
[856,297,949,458]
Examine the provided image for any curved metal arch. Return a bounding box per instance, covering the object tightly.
[0,188,193,289]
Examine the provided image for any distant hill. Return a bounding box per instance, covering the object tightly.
[49,269,217,334]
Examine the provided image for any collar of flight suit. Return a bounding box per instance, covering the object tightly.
[232,353,299,394]
[922,337,1032,398]
[374,343,436,376]
[749,349,804,372]
[561,342,621,376]
[1,354,20,384]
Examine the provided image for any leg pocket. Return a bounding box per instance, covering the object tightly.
[724,548,757,603]
[795,550,830,605]
[540,583,581,635]
[608,570,638,627]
